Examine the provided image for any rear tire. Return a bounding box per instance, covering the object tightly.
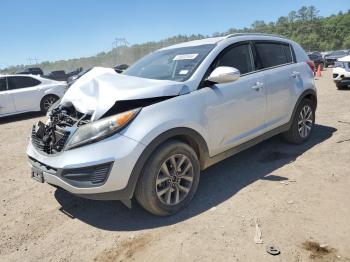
[40,95,59,114]
[283,99,315,144]
[135,140,200,216]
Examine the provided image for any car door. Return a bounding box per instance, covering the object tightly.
[7,76,42,112]
[254,41,295,130]
[0,77,16,115]
[204,42,267,154]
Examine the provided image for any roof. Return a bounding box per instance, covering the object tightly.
[160,36,226,50]
[160,33,288,50]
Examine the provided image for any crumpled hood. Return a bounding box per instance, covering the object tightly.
[61,67,186,120]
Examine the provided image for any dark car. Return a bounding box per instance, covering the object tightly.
[114,64,129,73]
[16,67,44,76]
[324,50,350,67]
[67,68,91,87]
[44,70,68,81]
[308,52,324,71]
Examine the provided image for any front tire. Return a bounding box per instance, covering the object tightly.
[135,140,200,216]
[283,99,315,144]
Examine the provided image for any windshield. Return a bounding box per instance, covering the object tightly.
[123,44,215,81]
[331,51,347,56]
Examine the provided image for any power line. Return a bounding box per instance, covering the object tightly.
[112,38,129,64]
[27,57,39,65]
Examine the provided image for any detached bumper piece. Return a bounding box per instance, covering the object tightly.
[29,157,113,188]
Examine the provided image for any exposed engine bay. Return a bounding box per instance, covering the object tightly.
[32,106,91,154]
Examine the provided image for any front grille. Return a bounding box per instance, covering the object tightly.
[31,125,70,154]
[31,126,46,151]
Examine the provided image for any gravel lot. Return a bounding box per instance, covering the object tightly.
[0,68,349,262]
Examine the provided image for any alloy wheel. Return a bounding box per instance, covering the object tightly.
[298,105,313,138]
[156,154,194,206]
[43,97,57,111]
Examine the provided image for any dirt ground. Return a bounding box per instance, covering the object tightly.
[0,68,350,262]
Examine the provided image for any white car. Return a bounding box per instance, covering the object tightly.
[0,74,66,117]
[27,34,317,216]
[333,55,350,89]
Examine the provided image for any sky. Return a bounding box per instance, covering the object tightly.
[0,0,349,68]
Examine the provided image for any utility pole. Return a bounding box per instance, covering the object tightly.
[112,38,129,65]
[27,57,39,65]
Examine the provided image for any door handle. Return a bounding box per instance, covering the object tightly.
[291,71,300,78]
[252,81,264,91]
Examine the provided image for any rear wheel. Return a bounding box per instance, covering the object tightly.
[40,95,59,113]
[283,99,315,144]
[135,140,200,216]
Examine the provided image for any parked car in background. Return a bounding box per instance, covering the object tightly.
[324,50,350,67]
[27,33,317,216]
[0,74,66,117]
[114,64,129,73]
[308,52,324,71]
[44,70,68,81]
[67,68,91,87]
[16,67,44,76]
[333,55,350,89]
[321,51,331,59]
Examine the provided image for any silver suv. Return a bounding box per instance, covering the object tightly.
[27,33,317,216]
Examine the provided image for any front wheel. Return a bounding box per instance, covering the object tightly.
[135,140,200,216]
[283,99,315,144]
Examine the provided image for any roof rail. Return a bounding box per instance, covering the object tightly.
[224,33,287,39]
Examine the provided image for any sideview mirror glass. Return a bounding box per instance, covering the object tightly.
[207,66,240,84]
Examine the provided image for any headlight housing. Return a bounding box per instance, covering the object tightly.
[66,108,141,150]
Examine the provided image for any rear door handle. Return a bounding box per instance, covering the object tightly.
[291,71,300,78]
[252,81,264,91]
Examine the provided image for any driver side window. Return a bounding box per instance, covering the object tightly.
[215,44,254,75]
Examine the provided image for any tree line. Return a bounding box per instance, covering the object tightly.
[1,6,349,74]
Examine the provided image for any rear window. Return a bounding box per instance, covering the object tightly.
[255,42,293,69]
[7,76,41,90]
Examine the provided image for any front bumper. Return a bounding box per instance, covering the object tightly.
[333,68,350,86]
[27,133,145,199]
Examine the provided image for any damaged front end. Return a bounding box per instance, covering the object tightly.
[31,105,91,154]
[31,67,189,154]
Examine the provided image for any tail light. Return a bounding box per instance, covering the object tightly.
[306,60,315,72]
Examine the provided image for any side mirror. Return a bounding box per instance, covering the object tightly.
[206,66,240,84]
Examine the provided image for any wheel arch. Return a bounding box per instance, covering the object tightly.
[125,127,209,200]
[290,89,317,126]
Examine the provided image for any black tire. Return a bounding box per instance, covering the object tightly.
[40,95,59,113]
[283,99,315,144]
[135,140,200,216]
[336,83,347,90]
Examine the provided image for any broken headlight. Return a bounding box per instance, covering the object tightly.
[66,108,141,150]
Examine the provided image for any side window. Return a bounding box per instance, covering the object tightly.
[216,44,254,74]
[7,76,41,90]
[255,42,292,69]
[282,44,293,63]
[0,78,7,91]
